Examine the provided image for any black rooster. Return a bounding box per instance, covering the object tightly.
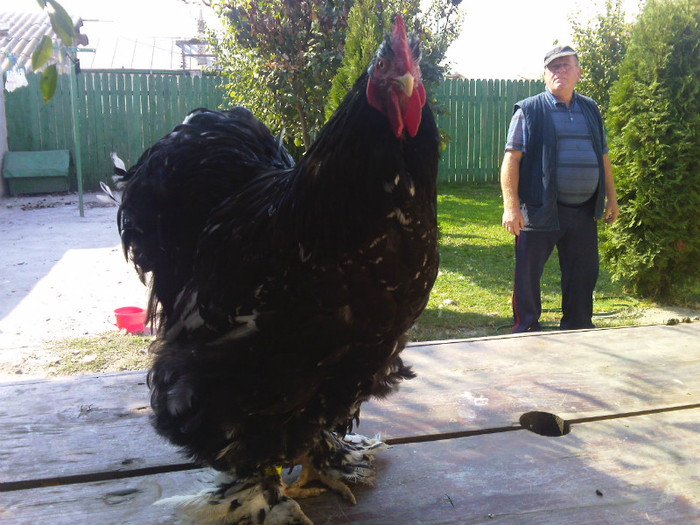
[116,15,439,524]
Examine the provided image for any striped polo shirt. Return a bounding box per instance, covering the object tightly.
[506,90,607,206]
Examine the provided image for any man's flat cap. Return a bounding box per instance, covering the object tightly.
[544,45,578,67]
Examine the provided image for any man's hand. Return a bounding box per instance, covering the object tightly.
[603,199,619,224]
[502,207,525,236]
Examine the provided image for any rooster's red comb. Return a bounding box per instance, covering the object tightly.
[393,14,406,39]
[391,14,413,75]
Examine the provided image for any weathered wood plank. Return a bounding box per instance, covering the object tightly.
[306,410,700,524]
[364,323,700,439]
[84,73,101,179]
[0,372,164,485]
[1,410,698,524]
[456,78,466,180]
[107,73,120,159]
[0,324,697,486]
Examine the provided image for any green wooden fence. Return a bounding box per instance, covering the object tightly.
[5,71,224,191]
[4,73,543,190]
[435,78,544,183]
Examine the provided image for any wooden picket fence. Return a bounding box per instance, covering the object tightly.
[435,78,544,183]
[4,73,543,190]
[5,71,223,191]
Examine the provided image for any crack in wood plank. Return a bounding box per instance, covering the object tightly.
[3,403,697,493]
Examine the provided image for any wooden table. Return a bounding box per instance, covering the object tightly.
[1,323,699,524]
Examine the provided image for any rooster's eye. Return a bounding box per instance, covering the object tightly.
[376,58,385,70]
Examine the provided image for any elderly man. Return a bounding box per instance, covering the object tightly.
[500,45,619,333]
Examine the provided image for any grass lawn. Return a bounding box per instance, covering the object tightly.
[407,183,700,341]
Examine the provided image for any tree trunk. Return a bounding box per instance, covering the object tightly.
[296,98,311,153]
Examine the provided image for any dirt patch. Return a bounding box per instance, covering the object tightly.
[636,307,699,325]
[0,192,148,380]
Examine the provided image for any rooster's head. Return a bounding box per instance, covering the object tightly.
[366,14,426,139]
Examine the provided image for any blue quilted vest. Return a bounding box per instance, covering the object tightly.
[514,91,607,230]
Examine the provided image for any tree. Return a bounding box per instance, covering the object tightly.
[209,0,352,153]
[32,0,78,102]
[324,0,383,121]
[418,0,462,91]
[601,0,700,298]
[324,0,462,120]
[569,0,633,118]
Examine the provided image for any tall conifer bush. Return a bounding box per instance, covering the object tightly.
[324,0,385,121]
[602,0,700,298]
[569,0,632,119]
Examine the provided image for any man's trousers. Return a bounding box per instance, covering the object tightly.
[511,202,599,333]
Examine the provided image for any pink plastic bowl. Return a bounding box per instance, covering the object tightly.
[113,306,146,333]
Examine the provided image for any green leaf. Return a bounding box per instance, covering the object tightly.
[35,0,48,8]
[46,0,77,46]
[31,35,54,71]
[40,65,58,103]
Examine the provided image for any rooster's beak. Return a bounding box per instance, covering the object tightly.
[395,73,414,97]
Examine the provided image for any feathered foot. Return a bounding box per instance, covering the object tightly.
[155,470,312,525]
[286,432,389,505]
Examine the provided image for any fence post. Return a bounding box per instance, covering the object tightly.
[67,48,85,216]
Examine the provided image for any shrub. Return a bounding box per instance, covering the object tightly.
[602,0,700,299]
[569,0,632,119]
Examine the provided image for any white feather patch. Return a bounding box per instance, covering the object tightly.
[166,292,204,339]
[207,318,258,346]
[110,151,126,171]
[407,178,415,197]
[299,243,312,262]
[386,208,412,226]
[155,472,310,525]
